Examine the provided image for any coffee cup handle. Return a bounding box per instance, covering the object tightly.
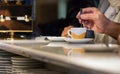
[67,30,72,38]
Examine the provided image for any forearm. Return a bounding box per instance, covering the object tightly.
[105,21,120,39]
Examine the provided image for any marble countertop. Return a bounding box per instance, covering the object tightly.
[0,37,120,74]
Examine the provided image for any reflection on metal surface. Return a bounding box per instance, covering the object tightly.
[63,44,120,56]
[0,15,5,22]
[24,15,30,22]
[67,48,85,56]
[0,40,120,74]
[0,6,33,33]
[0,6,33,39]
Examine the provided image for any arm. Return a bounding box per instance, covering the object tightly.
[76,7,120,40]
[106,21,120,39]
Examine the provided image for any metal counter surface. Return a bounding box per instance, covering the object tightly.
[0,37,120,74]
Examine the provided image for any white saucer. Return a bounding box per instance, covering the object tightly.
[47,37,65,42]
[64,38,93,43]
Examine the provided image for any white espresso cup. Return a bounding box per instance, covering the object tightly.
[67,27,87,39]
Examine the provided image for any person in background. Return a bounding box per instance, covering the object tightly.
[76,7,120,44]
[38,0,99,36]
[61,0,99,37]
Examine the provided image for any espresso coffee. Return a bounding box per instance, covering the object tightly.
[71,32,86,39]
[68,28,87,39]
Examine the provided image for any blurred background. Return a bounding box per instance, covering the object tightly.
[0,0,100,38]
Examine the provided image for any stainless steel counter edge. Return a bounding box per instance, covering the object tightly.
[0,42,119,74]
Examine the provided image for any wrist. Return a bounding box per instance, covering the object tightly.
[104,19,112,35]
[105,21,120,39]
[117,34,120,44]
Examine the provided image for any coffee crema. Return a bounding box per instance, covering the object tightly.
[71,32,86,39]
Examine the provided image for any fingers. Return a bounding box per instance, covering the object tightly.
[82,7,98,13]
[76,12,81,19]
[76,7,97,25]
[80,14,96,21]
[76,12,82,24]
[77,7,99,21]
[76,7,103,30]
[61,26,73,37]
[82,21,93,29]
[61,33,68,37]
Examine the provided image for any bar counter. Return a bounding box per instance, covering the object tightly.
[0,37,120,74]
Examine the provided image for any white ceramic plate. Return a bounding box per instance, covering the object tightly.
[64,38,93,43]
[47,37,66,42]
